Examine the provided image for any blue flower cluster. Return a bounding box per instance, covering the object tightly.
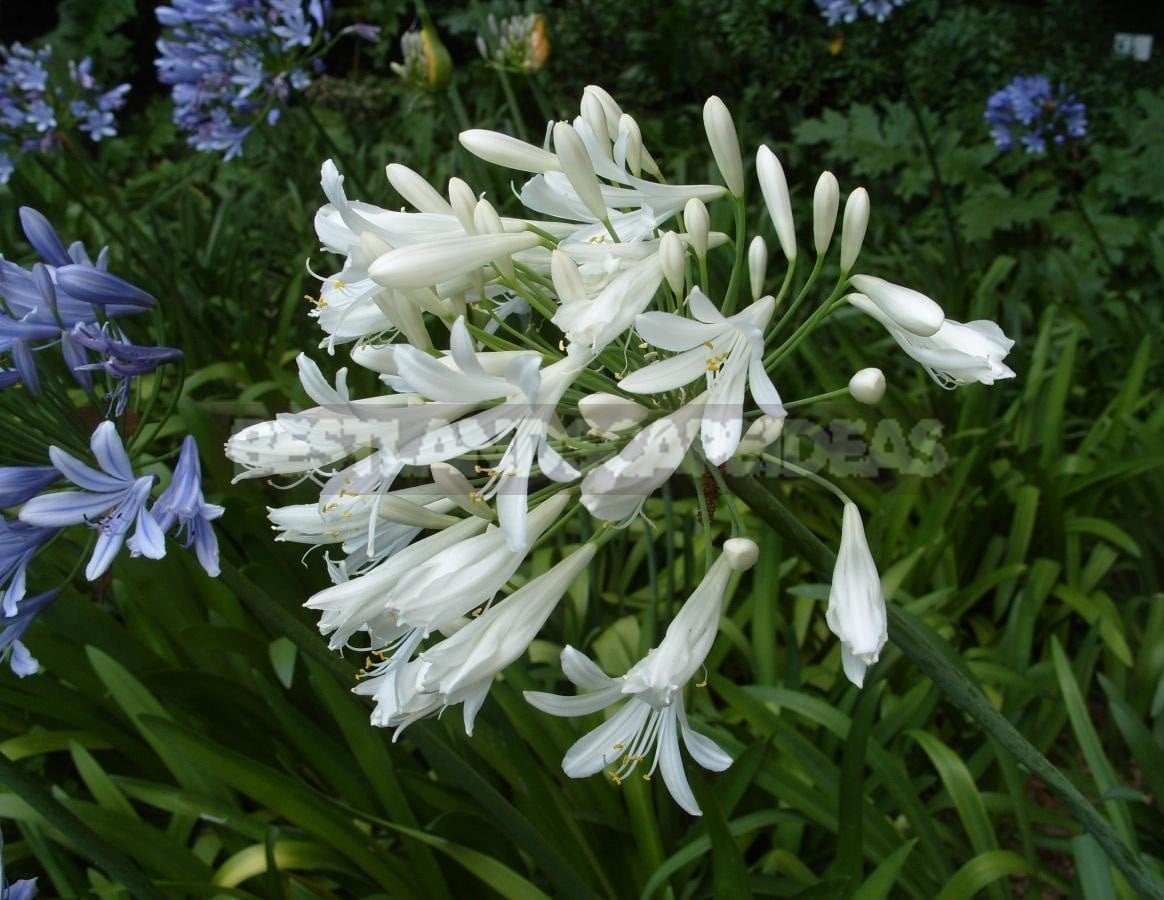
[155,0,330,160]
[815,0,906,25]
[0,208,172,410]
[1,210,221,676]
[0,43,129,184]
[984,75,1088,154]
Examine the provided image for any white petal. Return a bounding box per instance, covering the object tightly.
[619,346,708,394]
[562,700,649,778]
[634,312,716,352]
[657,709,702,815]
[524,686,622,717]
[561,645,618,690]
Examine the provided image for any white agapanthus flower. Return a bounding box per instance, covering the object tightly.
[848,293,1016,387]
[525,538,758,815]
[228,87,1018,813]
[359,543,597,737]
[620,288,786,464]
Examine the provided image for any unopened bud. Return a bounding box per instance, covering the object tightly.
[840,187,870,273]
[848,275,945,337]
[553,122,608,224]
[448,177,478,233]
[703,96,745,197]
[813,171,839,257]
[617,114,643,177]
[684,198,710,262]
[724,537,760,572]
[848,368,886,405]
[550,249,586,303]
[660,232,686,296]
[386,163,453,214]
[748,236,768,300]
[756,145,796,261]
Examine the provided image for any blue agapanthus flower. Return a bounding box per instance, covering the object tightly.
[152,436,224,577]
[155,0,330,159]
[18,421,166,581]
[0,43,129,184]
[815,0,905,25]
[985,75,1087,154]
[1,207,156,395]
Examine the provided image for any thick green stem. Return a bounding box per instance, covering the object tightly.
[722,473,1164,900]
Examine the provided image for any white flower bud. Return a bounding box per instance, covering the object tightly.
[386,163,453,214]
[616,114,643,177]
[840,187,870,273]
[580,91,612,155]
[813,171,840,257]
[723,537,760,572]
[550,249,587,303]
[684,198,710,262]
[447,177,478,234]
[369,232,541,289]
[848,368,886,405]
[848,275,945,337]
[553,122,609,224]
[578,392,649,434]
[659,231,686,296]
[473,198,503,235]
[747,236,768,300]
[756,145,796,261]
[459,129,560,174]
[582,85,624,134]
[703,96,745,197]
[474,199,511,277]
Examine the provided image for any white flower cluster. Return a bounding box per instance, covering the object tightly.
[226,87,1015,814]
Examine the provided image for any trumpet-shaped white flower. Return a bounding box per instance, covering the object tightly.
[525,539,758,815]
[393,335,591,550]
[827,503,887,688]
[619,289,785,464]
[848,294,1016,388]
[360,543,598,736]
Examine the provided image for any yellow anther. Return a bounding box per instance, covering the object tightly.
[612,742,624,750]
[642,774,652,782]
[333,278,347,290]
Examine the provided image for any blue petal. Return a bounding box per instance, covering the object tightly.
[0,465,60,508]
[90,421,136,481]
[19,489,123,526]
[48,445,126,493]
[86,529,126,580]
[55,265,155,309]
[19,207,71,266]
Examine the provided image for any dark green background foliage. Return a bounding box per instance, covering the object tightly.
[1,0,1162,897]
